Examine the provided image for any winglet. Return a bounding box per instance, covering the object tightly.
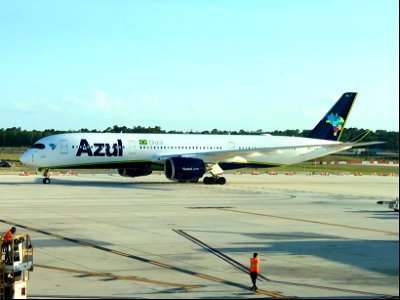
[346,130,386,147]
[349,130,371,143]
[308,92,357,141]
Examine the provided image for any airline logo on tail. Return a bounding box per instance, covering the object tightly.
[326,113,345,137]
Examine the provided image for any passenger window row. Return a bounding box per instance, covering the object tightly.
[139,145,223,150]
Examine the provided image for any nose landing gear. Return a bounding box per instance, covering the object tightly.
[42,169,51,184]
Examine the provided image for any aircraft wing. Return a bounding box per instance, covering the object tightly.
[151,142,351,164]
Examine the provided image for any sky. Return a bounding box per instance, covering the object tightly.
[0,0,399,132]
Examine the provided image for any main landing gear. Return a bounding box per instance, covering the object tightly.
[204,164,226,185]
[42,168,51,184]
[203,176,226,185]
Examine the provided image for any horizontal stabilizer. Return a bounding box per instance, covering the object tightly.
[346,141,386,148]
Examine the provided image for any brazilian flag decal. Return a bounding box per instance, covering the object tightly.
[139,139,148,145]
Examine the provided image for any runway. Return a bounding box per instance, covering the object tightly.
[0,173,398,298]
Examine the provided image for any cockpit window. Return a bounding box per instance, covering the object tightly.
[31,143,45,149]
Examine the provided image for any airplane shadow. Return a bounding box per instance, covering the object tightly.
[0,177,176,191]
[186,230,344,241]
[180,228,399,277]
[219,236,399,276]
[347,210,399,220]
[49,178,175,191]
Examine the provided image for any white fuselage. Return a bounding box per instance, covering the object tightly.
[20,133,349,170]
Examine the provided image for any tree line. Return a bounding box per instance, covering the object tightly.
[0,126,398,152]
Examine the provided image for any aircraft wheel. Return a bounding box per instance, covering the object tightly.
[217,177,226,185]
[203,177,215,184]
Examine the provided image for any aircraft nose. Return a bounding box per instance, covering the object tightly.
[20,151,31,165]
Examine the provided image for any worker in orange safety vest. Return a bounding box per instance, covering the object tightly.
[2,226,16,262]
[249,252,260,291]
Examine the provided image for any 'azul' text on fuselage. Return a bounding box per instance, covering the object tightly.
[76,139,123,157]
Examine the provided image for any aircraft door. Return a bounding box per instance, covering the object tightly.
[128,140,137,156]
[228,141,236,150]
[60,140,68,154]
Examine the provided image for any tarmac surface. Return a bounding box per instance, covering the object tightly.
[0,173,399,299]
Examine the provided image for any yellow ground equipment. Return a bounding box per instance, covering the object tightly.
[1,234,33,299]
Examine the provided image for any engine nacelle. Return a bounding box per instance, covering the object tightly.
[117,168,152,177]
[164,157,206,181]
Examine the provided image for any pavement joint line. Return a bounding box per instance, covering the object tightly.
[219,208,399,236]
[34,264,201,288]
[149,261,173,269]
[194,273,225,283]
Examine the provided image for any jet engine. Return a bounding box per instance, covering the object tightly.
[117,168,152,177]
[164,157,206,182]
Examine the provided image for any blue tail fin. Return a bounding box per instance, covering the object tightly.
[308,92,357,141]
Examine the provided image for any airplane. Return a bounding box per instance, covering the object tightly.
[19,92,382,185]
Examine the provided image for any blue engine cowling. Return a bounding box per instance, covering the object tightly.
[164,157,206,181]
[118,168,152,177]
